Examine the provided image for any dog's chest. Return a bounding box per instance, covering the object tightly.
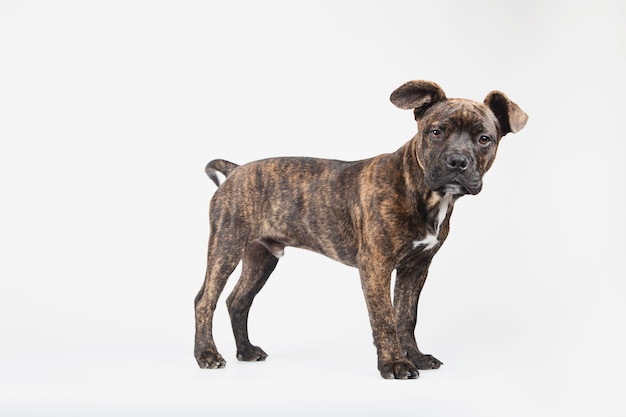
[411,192,454,251]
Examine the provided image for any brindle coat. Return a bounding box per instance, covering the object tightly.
[194,80,528,379]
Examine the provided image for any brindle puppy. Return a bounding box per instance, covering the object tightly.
[194,80,528,379]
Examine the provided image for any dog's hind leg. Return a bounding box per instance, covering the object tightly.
[226,240,279,362]
[194,232,245,369]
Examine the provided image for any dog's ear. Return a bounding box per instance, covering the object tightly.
[484,91,528,136]
[390,80,447,119]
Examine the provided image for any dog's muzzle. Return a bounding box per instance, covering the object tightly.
[427,152,483,195]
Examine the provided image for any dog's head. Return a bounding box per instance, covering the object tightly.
[391,80,528,196]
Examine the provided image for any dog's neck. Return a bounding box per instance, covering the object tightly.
[412,192,454,250]
[397,139,456,250]
[400,138,432,206]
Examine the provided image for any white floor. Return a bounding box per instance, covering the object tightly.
[2,339,613,417]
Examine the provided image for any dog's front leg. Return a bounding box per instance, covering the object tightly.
[394,259,443,370]
[359,264,419,379]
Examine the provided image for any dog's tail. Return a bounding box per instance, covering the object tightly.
[205,159,239,186]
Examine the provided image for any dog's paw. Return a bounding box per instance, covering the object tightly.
[195,350,227,369]
[378,359,419,380]
[236,345,268,362]
[409,353,443,370]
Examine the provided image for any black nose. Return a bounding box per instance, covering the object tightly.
[446,154,470,172]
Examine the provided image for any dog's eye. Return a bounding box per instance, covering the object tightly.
[478,135,492,145]
[429,129,443,138]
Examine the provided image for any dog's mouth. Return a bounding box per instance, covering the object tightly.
[429,175,482,196]
[437,181,469,195]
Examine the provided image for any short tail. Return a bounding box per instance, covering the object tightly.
[205,159,239,186]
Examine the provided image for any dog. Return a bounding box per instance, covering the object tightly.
[194,80,528,379]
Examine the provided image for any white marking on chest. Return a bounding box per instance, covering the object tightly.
[412,192,453,250]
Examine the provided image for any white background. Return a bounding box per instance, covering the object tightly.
[1,1,625,416]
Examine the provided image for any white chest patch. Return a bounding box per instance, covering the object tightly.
[412,192,453,250]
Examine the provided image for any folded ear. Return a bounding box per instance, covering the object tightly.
[390,80,447,119]
[484,91,528,135]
